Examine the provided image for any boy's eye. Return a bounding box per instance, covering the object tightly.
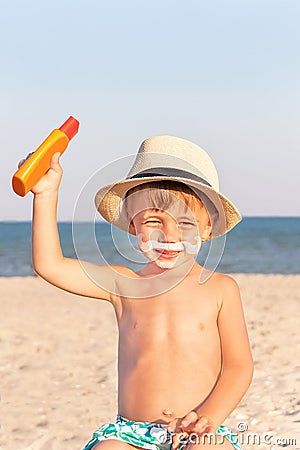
[144,220,161,224]
[179,221,195,227]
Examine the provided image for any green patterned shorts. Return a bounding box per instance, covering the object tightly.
[83,414,241,449]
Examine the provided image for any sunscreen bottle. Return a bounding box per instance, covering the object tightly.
[12,116,80,197]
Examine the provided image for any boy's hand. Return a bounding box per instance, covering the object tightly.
[167,411,214,449]
[18,152,63,196]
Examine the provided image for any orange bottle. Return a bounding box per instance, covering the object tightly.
[12,116,80,197]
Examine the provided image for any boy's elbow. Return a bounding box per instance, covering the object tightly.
[32,265,52,283]
[32,261,43,278]
[226,356,254,387]
[32,253,65,278]
[32,260,62,283]
[32,262,49,279]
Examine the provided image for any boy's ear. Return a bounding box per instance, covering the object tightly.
[128,220,136,235]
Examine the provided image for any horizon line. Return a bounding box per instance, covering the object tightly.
[1,215,300,224]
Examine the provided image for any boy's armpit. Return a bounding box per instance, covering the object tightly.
[73,261,136,301]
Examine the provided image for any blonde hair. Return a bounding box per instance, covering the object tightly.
[122,180,219,231]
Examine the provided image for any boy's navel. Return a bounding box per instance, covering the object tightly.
[162,409,173,417]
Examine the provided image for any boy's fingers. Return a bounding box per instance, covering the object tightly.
[52,152,61,163]
[172,435,180,450]
[167,418,176,432]
[193,416,213,434]
[167,417,181,433]
[198,416,211,429]
[181,410,198,428]
[18,159,26,169]
[26,152,34,160]
[173,430,189,450]
[18,152,34,169]
[193,418,208,433]
[50,152,62,172]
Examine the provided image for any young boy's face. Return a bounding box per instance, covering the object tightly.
[127,190,212,270]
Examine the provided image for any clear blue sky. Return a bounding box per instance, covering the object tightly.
[1,0,299,220]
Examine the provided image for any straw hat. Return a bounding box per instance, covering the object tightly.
[94,136,242,239]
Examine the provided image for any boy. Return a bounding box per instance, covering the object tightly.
[28,135,253,449]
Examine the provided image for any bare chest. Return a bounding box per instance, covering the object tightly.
[118,282,220,349]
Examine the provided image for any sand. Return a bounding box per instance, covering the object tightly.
[0,275,299,450]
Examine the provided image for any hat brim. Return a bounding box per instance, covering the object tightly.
[94,175,242,240]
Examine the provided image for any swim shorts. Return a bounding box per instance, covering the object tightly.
[83,414,241,449]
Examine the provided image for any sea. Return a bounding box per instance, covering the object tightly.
[0,218,299,277]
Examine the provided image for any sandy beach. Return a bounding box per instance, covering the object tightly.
[1,274,299,450]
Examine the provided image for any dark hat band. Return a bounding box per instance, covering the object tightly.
[129,167,212,188]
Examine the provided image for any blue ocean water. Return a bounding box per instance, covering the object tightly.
[0,218,299,277]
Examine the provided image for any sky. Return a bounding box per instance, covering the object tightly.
[1,0,299,221]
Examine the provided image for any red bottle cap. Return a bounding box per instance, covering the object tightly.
[59,116,80,140]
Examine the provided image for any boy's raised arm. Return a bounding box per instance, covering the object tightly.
[31,153,115,301]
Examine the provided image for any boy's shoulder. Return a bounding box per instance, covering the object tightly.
[206,271,241,298]
[211,271,239,287]
[208,272,242,313]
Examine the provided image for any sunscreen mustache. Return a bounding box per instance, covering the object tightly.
[138,236,202,255]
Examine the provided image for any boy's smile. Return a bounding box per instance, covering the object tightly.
[137,236,202,267]
[138,235,186,269]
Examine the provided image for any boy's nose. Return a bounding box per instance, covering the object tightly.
[161,220,181,243]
